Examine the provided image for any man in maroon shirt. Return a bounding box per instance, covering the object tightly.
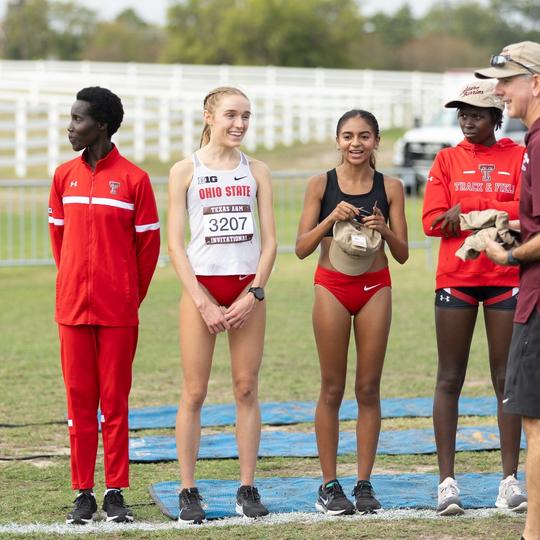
[478,41,540,540]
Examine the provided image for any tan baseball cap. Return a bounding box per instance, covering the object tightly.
[445,80,503,110]
[329,220,382,276]
[475,41,540,79]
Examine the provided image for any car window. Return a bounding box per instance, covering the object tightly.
[503,116,526,133]
[427,109,459,127]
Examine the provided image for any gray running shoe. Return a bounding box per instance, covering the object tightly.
[236,485,269,518]
[178,487,206,524]
[436,477,464,516]
[315,479,356,515]
[352,480,382,513]
[495,475,527,513]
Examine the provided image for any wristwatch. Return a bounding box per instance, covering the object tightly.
[248,286,265,301]
[506,249,521,266]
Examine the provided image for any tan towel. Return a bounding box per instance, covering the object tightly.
[456,210,519,261]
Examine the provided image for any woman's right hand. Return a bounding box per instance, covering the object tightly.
[329,201,359,223]
[430,203,461,237]
[198,300,230,334]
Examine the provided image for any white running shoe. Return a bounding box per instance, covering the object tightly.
[437,477,464,516]
[495,475,527,513]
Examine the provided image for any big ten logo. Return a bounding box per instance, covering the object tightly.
[198,175,218,185]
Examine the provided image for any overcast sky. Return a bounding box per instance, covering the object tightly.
[0,0,474,25]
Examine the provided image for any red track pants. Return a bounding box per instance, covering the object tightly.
[58,324,138,490]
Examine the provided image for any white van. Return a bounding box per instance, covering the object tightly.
[392,109,527,193]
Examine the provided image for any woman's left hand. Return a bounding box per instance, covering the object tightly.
[361,207,390,236]
[224,293,257,329]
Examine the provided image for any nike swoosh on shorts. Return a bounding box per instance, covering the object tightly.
[364,284,381,292]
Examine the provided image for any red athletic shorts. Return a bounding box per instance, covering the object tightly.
[197,274,255,307]
[314,265,391,315]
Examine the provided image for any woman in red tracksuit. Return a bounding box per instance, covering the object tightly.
[48,87,160,525]
[422,80,526,516]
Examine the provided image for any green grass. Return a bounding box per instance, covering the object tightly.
[0,133,527,538]
[0,252,527,538]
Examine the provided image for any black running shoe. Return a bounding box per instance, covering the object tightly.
[236,485,269,518]
[352,480,382,513]
[66,491,97,525]
[178,487,206,524]
[315,479,356,515]
[102,488,133,523]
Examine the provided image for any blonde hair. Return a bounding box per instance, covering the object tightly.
[199,86,250,148]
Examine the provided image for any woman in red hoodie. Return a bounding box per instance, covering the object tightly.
[422,80,526,516]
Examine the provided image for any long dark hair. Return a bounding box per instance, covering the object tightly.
[336,109,380,168]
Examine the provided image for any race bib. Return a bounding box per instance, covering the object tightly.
[203,204,254,244]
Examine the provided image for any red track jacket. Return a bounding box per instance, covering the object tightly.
[422,138,524,289]
[48,145,160,326]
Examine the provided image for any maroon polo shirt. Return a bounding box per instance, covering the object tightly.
[515,116,540,323]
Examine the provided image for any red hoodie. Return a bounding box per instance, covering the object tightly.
[422,137,524,289]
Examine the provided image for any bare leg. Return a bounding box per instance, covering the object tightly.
[176,293,216,489]
[313,285,351,483]
[484,308,522,477]
[353,287,391,480]
[228,301,266,486]
[523,417,540,540]
[433,306,478,481]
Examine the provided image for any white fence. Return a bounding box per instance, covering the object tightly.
[0,173,432,268]
[0,61,471,178]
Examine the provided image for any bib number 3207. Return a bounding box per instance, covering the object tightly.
[203,204,254,244]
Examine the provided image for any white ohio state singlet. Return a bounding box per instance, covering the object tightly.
[186,151,260,275]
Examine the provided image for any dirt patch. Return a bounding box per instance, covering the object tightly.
[29,459,58,468]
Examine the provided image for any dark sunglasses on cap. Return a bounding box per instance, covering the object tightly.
[490,54,539,75]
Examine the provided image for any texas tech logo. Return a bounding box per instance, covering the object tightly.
[479,164,495,181]
[109,181,120,194]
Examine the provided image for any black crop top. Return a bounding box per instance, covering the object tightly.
[319,169,390,237]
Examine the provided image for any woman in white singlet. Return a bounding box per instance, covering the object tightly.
[168,87,277,523]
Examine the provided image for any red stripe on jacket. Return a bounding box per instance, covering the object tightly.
[48,145,160,326]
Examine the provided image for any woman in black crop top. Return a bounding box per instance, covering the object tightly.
[296,110,408,514]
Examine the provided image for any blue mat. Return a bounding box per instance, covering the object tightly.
[129,396,497,430]
[150,473,509,520]
[130,425,525,462]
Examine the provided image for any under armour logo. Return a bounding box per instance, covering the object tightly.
[439,295,450,302]
[109,181,120,194]
[70,180,77,187]
[479,164,495,182]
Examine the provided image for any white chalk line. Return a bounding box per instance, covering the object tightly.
[0,508,522,535]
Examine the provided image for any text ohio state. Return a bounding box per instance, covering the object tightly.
[198,185,251,199]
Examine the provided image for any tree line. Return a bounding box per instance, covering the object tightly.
[1,0,539,71]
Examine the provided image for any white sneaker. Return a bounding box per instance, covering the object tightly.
[437,477,464,516]
[495,475,527,513]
